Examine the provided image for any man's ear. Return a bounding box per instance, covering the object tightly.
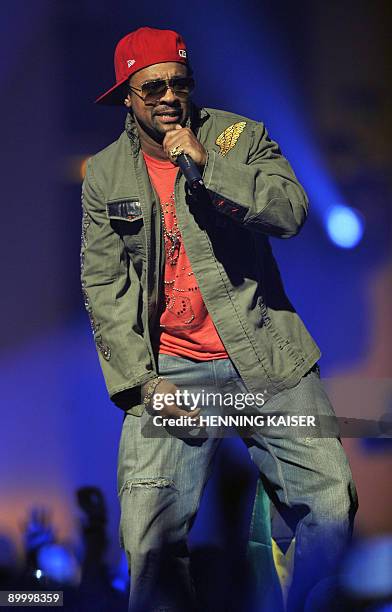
[124,93,132,109]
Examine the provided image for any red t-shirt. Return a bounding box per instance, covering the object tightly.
[142,151,228,360]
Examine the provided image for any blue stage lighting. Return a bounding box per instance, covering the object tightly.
[326,205,364,248]
[37,544,80,585]
[340,535,392,598]
[111,550,130,593]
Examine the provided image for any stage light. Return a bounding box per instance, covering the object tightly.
[111,550,130,593]
[326,205,364,248]
[37,544,80,585]
[79,157,88,181]
[340,535,392,599]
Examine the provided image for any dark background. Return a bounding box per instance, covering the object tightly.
[1,0,391,576]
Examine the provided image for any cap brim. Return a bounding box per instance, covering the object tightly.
[94,75,130,105]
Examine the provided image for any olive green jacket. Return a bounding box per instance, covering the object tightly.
[81,105,321,415]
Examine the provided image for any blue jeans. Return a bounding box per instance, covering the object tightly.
[117,354,358,612]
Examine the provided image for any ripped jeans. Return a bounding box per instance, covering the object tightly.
[117,354,358,612]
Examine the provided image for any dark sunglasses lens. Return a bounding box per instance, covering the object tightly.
[170,77,194,93]
[142,80,167,101]
[142,77,195,101]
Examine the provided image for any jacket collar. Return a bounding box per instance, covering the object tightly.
[124,103,210,155]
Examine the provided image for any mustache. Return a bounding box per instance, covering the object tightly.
[154,104,182,115]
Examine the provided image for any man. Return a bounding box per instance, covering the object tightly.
[81,26,358,612]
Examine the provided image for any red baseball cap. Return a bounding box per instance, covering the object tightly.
[95,26,190,105]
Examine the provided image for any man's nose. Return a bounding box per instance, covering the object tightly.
[159,85,177,103]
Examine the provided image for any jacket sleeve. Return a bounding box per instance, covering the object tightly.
[202,122,309,238]
[80,158,157,412]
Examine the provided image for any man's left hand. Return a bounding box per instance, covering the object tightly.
[163,124,207,167]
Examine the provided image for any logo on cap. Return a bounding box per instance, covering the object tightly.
[127,59,136,67]
[178,50,187,58]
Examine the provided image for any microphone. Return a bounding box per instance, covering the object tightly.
[176,153,205,192]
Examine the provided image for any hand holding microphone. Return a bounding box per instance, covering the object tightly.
[163,124,207,192]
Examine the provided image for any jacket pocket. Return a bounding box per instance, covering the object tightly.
[257,296,304,365]
[106,199,145,256]
[106,199,143,222]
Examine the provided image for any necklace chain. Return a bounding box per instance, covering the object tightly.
[161,192,180,265]
[160,192,198,325]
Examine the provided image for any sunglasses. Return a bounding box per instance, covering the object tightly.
[129,76,195,104]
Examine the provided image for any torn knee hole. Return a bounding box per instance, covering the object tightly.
[132,478,175,489]
[120,477,177,495]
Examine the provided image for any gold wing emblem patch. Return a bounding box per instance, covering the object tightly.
[215,121,247,156]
